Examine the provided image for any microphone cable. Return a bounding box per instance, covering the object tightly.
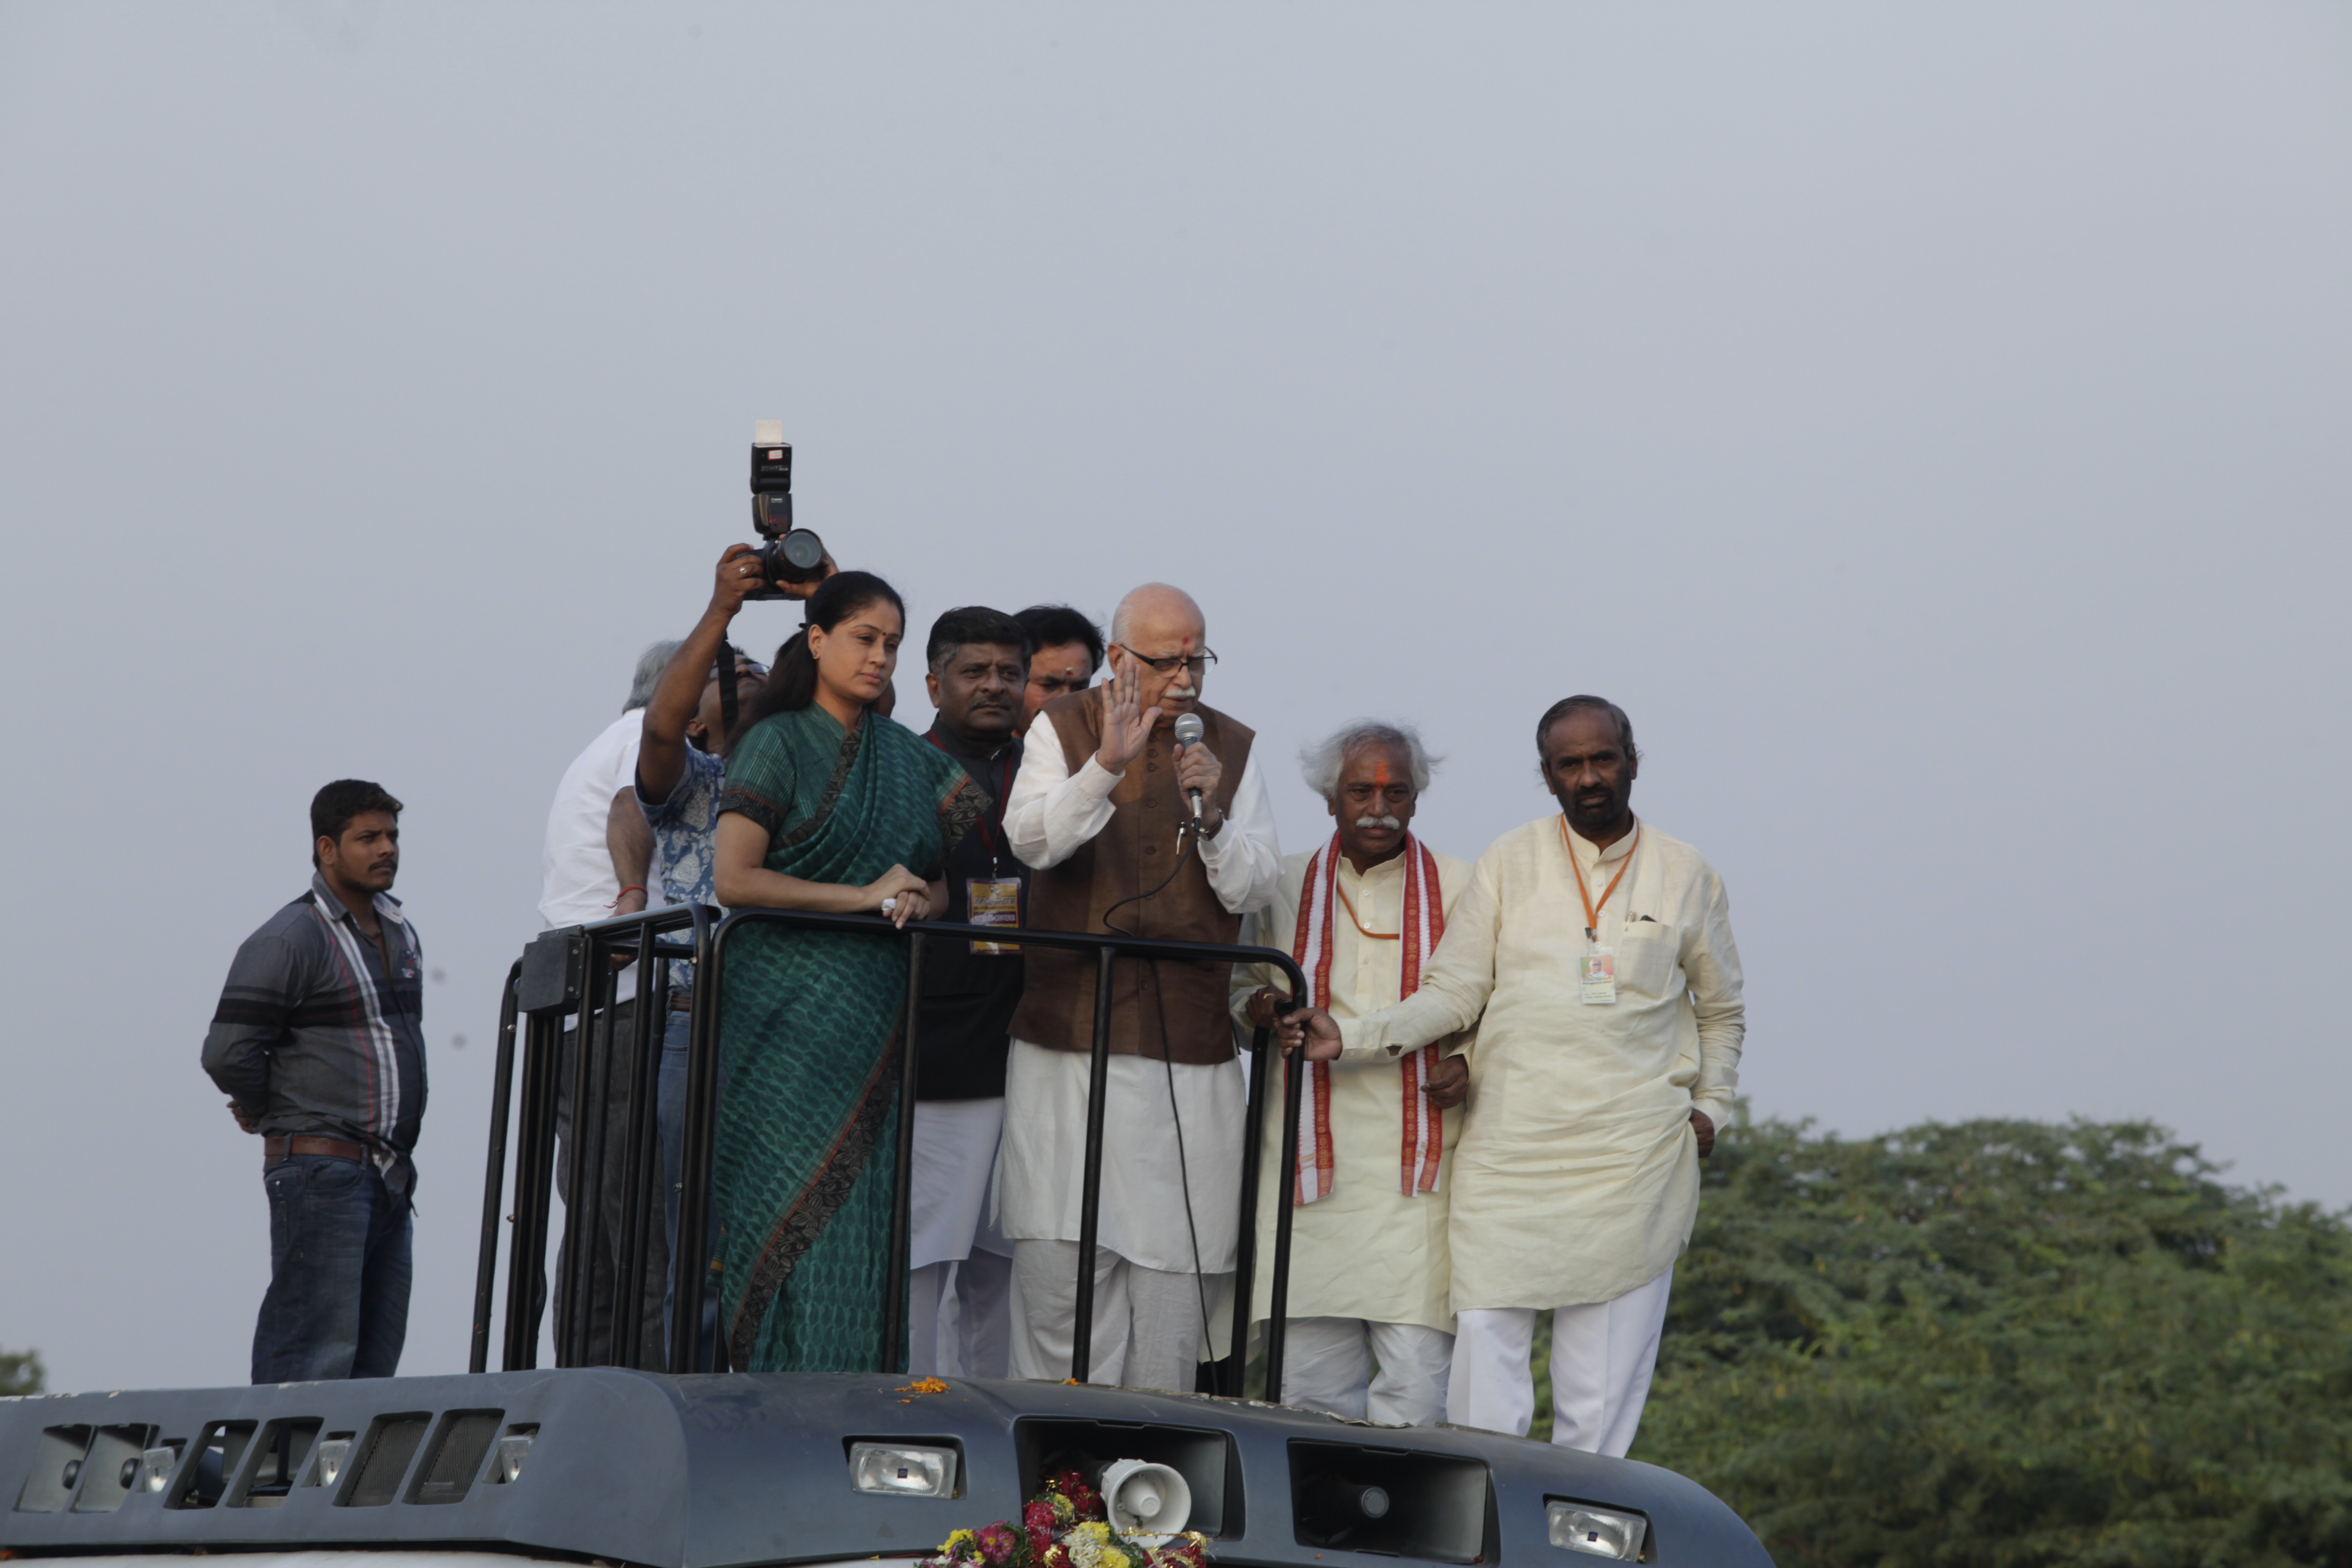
[1100,813,1219,1388]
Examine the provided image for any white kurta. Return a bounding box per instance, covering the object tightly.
[1229,844,1473,1332]
[994,709,1283,1272]
[1338,815,1744,1311]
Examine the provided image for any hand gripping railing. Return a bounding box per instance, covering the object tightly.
[470,905,1316,1404]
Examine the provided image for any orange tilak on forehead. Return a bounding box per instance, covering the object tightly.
[1373,759,1392,788]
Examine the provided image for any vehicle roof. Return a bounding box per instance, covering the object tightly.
[3,1369,1766,1568]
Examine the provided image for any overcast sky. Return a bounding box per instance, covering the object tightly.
[3,1,2346,1393]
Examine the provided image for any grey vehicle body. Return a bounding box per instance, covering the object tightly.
[3,1368,1768,1566]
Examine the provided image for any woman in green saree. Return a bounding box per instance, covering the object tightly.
[710,570,983,1372]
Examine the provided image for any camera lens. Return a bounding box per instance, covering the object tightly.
[781,529,825,570]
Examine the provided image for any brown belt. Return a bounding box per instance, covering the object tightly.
[265,1134,366,1163]
[670,992,693,1012]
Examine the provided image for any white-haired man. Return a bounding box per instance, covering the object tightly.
[1231,721,1473,1424]
[1284,696,1745,1457]
[999,582,1283,1391]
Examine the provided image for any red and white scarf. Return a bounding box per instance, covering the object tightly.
[1288,832,1447,1205]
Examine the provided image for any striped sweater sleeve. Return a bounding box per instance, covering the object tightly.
[202,930,302,1111]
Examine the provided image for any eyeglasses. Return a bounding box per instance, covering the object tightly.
[1112,645,1219,678]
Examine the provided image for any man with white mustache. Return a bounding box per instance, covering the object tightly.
[1232,721,1472,1424]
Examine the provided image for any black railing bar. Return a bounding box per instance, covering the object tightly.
[529,1012,563,1369]
[568,903,715,939]
[566,961,620,1367]
[1226,1023,1271,1389]
[1070,946,1118,1383]
[559,971,593,1368]
[670,904,722,1375]
[588,964,629,1368]
[501,1011,536,1369]
[583,903,1311,1006]
[573,906,1313,1030]
[1263,1025,1307,1407]
[879,931,926,1373]
[612,925,664,1368]
[717,905,1311,982]
[500,1011,552,1369]
[639,953,675,1367]
[469,962,524,1375]
[551,971,591,1363]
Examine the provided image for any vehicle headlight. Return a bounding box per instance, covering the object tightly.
[848,1443,957,1498]
[1547,1500,1648,1560]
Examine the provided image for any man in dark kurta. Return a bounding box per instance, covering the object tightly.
[909,606,1034,1376]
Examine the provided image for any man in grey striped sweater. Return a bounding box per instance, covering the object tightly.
[204,779,426,1383]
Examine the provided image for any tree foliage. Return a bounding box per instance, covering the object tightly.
[0,1345,42,1397]
[1591,1117,2352,1567]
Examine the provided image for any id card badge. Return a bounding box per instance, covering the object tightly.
[967,877,1021,955]
[1579,942,1617,1005]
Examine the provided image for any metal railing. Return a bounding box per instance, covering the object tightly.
[469,904,1315,1403]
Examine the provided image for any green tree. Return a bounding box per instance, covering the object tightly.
[1579,1118,2352,1567]
[0,1345,43,1396]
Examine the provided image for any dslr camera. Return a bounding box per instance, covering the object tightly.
[747,420,828,596]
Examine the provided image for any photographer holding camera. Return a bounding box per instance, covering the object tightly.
[618,540,802,1364]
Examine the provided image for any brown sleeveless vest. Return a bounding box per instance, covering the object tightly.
[1007,689,1257,1065]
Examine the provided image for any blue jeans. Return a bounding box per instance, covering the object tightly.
[658,1006,722,1369]
[251,1154,412,1383]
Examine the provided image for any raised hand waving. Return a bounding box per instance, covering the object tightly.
[1091,655,1162,774]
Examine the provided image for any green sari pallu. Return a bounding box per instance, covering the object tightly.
[713,704,981,1372]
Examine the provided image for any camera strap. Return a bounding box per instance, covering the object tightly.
[716,649,740,741]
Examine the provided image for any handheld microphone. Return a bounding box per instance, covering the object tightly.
[1172,713,1205,823]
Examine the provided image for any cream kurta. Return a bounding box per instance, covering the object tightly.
[1338,815,1744,1312]
[1230,844,1473,1333]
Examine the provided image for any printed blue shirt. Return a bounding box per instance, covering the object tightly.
[641,744,725,994]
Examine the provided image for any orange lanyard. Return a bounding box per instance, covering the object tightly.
[1335,883,1400,941]
[1560,817,1639,941]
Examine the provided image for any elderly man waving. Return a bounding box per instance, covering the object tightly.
[1233,721,1473,1425]
[999,583,1282,1392]
[1284,696,1745,1456]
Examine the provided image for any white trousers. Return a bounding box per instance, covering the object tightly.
[908,1252,1014,1379]
[1279,1317,1454,1426]
[1447,1266,1674,1457]
[1008,1238,1225,1394]
[910,1099,1007,1270]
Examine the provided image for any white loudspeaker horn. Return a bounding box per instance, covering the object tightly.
[1100,1459,1191,1534]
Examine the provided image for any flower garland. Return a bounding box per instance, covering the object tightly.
[925,1468,1210,1568]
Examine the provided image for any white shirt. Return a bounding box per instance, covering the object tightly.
[538,709,651,1003]
[1003,711,1284,916]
